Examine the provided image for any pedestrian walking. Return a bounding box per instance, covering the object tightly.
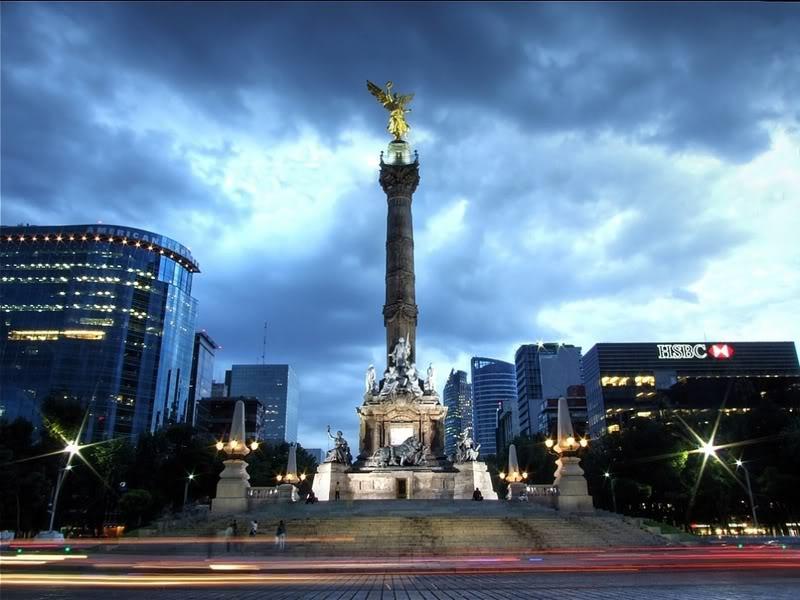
[275,520,287,551]
[249,520,258,536]
[224,524,233,552]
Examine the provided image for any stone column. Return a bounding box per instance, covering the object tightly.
[380,153,420,363]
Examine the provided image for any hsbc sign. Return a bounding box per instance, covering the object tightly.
[657,343,735,360]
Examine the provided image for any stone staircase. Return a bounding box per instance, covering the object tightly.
[119,501,664,557]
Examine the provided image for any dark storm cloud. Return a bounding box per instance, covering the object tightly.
[6,3,797,160]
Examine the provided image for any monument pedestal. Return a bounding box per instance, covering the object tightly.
[454,461,498,500]
[312,462,351,501]
[211,459,250,513]
[277,483,300,503]
[553,456,594,512]
[505,481,527,502]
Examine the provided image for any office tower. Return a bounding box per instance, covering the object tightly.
[442,369,472,456]
[470,357,517,456]
[228,364,299,442]
[515,343,582,436]
[0,224,199,440]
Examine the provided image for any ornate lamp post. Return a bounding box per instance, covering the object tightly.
[543,397,594,512]
[211,400,259,513]
[499,443,529,500]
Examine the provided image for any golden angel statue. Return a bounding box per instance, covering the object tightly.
[367,80,414,140]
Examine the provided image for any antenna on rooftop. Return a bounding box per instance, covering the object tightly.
[261,321,267,365]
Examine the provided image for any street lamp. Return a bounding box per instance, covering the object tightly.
[735,459,758,531]
[183,473,196,507]
[701,441,717,458]
[604,471,618,513]
[48,441,79,533]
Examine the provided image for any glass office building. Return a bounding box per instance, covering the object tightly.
[584,341,800,437]
[442,369,472,456]
[0,224,199,440]
[470,357,517,457]
[515,343,583,436]
[187,330,218,426]
[227,364,299,442]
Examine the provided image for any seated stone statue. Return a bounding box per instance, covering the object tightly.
[379,366,399,397]
[324,426,352,464]
[405,363,424,398]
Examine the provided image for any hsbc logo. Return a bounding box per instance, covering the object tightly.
[657,343,735,360]
[708,344,735,359]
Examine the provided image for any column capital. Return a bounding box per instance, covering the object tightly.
[379,160,420,197]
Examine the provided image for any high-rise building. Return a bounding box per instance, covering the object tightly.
[211,381,228,398]
[196,396,265,442]
[228,364,299,442]
[0,224,199,440]
[515,343,583,436]
[470,357,517,457]
[304,447,324,465]
[584,341,800,437]
[442,369,472,456]
[187,331,218,426]
[495,398,516,454]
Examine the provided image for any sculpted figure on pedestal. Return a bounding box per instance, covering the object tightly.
[372,436,425,468]
[325,426,353,464]
[406,363,424,398]
[389,337,411,370]
[365,365,377,395]
[379,366,399,397]
[455,427,481,463]
[426,362,436,394]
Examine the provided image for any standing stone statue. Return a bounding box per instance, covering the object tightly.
[389,337,410,370]
[365,365,377,394]
[426,362,436,394]
[325,426,352,464]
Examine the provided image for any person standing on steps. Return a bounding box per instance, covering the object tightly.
[275,520,287,551]
[334,481,341,501]
[224,523,233,552]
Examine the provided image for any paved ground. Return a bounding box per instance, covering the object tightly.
[4,570,800,599]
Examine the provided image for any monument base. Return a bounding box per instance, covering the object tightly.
[311,461,498,500]
[454,461,498,500]
[553,456,594,512]
[505,481,528,502]
[277,483,300,503]
[211,459,250,514]
[311,462,351,501]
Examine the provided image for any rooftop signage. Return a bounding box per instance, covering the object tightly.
[656,343,735,360]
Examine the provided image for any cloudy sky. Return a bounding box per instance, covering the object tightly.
[2,2,799,451]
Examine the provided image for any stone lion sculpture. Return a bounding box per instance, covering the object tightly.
[372,437,425,467]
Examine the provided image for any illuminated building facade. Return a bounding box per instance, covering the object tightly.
[0,224,199,440]
[187,330,218,426]
[515,342,582,436]
[227,364,299,442]
[585,342,800,437]
[442,369,472,456]
[470,357,517,457]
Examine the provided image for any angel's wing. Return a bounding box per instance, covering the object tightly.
[396,93,414,107]
[367,80,393,108]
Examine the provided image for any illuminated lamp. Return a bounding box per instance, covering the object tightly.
[250,441,259,451]
[499,471,506,480]
[276,474,283,482]
[300,473,307,481]
[215,441,224,451]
